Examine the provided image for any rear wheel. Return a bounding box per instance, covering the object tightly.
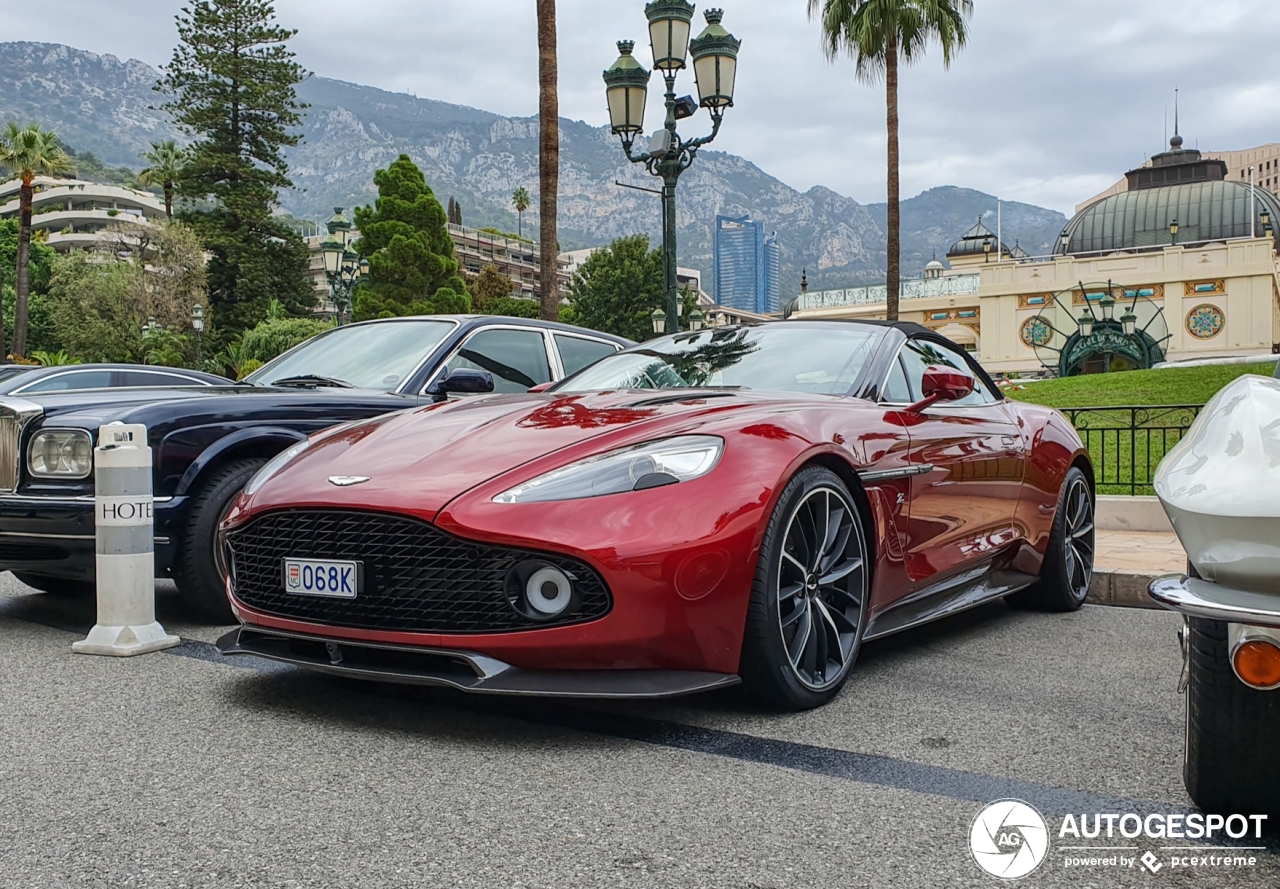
[175,458,265,624]
[740,466,869,711]
[11,572,94,596]
[1184,616,1280,816]
[1006,467,1094,612]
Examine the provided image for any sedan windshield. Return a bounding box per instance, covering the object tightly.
[556,324,883,396]
[245,320,456,391]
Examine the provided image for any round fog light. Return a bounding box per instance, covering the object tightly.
[1232,639,1280,689]
[526,566,572,616]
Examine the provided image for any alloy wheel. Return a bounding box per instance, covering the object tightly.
[776,485,867,691]
[1063,477,1095,600]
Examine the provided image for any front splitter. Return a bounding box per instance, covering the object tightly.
[217,625,740,699]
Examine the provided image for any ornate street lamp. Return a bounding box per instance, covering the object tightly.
[606,5,740,333]
[1077,310,1095,338]
[688,306,705,331]
[983,237,992,263]
[191,304,205,368]
[1099,295,1116,322]
[1170,218,1179,245]
[1121,307,1138,337]
[320,210,362,325]
[651,307,668,336]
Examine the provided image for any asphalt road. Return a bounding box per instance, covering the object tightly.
[1,573,1276,889]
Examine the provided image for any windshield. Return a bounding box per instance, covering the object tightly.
[246,319,457,391]
[556,324,883,396]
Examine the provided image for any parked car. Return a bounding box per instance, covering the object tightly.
[0,364,227,394]
[217,321,1096,710]
[1149,372,1280,815]
[0,316,629,620]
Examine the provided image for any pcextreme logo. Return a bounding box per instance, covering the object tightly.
[969,800,1268,879]
[970,800,1050,879]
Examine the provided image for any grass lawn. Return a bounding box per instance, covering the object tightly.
[1001,360,1276,494]
[1002,361,1277,409]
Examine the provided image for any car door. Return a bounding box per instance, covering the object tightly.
[884,337,1026,586]
[551,332,622,378]
[426,325,554,396]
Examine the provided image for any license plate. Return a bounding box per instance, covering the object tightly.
[282,558,362,599]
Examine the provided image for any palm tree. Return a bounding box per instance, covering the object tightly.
[512,186,531,239]
[808,0,971,321]
[138,139,187,219]
[0,122,73,358]
[536,0,559,321]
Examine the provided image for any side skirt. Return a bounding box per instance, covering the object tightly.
[863,566,1038,641]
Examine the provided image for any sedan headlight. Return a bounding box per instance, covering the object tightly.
[243,440,311,497]
[493,435,723,504]
[28,429,93,479]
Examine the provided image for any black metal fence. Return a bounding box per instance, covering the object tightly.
[1059,404,1203,496]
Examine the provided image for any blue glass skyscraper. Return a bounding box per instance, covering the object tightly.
[714,215,781,314]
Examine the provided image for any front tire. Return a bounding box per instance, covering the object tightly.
[1184,616,1280,816]
[1006,466,1094,612]
[740,466,869,711]
[175,458,265,624]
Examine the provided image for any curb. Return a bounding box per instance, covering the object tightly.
[1087,568,1165,610]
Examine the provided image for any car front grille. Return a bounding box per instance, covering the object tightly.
[226,509,612,634]
[0,412,19,492]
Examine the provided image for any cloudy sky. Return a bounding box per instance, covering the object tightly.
[6,0,1280,213]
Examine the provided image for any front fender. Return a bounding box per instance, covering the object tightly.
[173,426,307,497]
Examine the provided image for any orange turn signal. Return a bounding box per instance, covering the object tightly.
[1233,639,1280,689]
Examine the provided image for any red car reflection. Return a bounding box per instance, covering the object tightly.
[217,322,1093,710]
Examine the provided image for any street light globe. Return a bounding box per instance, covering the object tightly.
[320,233,345,275]
[603,41,652,136]
[1121,308,1138,337]
[688,306,705,331]
[1078,311,1095,338]
[651,307,667,335]
[689,9,741,109]
[1099,295,1116,321]
[645,0,695,71]
[192,304,205,333]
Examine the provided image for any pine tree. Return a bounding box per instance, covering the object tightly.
[156,0,316,337]
[352,155,469,320]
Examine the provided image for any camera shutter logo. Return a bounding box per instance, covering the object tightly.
[970,800,1049,879]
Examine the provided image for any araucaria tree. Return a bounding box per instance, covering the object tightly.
[536,0,559,321]
[351,154,469,320]
[808,0,971,321]
[157,0,316,338]
[0,122,73,358]
[138,139,189,219]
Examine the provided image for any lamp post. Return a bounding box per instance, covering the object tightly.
[191,304,204,368]
[605,3,740,334]
[983,237,992,263]
[1077,310,1094,338]
[321,210,363,326]
[1170,218,1179,246]
[651,307,668,336]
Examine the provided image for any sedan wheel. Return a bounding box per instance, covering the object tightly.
[742,466,868,710]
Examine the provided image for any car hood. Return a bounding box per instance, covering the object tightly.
[245,388,818,519]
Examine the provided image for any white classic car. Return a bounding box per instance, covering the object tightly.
[1149,370,1280,816]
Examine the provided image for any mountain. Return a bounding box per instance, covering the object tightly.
[0,41,1068,297]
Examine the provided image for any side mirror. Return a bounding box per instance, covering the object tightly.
[907,366,975,413]
[426,368,495,403]
[526,381,555,394]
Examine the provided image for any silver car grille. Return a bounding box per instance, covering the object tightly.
[0,400,45,493]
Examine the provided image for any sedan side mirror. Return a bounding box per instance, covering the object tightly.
[907,366,975,413]
[426,368,495,403]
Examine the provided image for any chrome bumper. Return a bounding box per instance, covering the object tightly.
[217,626,740,699]
[1148,574,1280,628]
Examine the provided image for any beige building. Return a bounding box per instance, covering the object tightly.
[0,176,165,250]
[794,137,1280,376]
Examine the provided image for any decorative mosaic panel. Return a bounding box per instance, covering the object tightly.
[1184,280,1225,296]
[1071,284,1164,305]
[1017,294,1052,309]
[1019,317,1053,348]
[923,307,980,323]
[1185,304,1225,340]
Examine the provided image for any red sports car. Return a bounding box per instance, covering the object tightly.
[217,321,1095,710]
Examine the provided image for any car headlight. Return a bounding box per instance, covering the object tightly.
[493,435,723,504]
[243,440,311,497]
[28,429,93,479]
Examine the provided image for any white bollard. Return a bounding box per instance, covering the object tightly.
[72,423,180,657]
